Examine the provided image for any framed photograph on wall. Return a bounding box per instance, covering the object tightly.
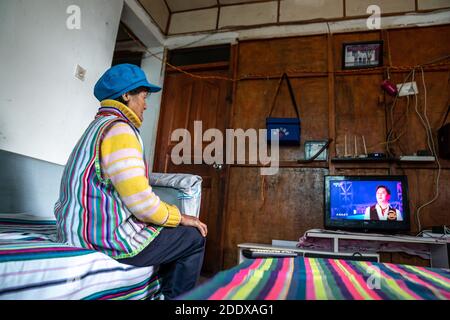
[342,41,383,70]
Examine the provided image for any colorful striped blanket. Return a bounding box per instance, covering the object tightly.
[181,257,450,300]
[0,213,161,300]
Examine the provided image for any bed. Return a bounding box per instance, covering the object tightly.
[0,213,161,300]
[180,256,450,300]
[0,173,203,300]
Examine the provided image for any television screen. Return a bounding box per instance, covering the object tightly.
[324,175,410,233]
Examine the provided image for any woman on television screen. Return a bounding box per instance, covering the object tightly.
[364,185,403,221]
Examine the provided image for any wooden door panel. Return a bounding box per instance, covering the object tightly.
[154,68,230,275]
[166,76,194,142]
[155,74,194,172]
[199,81,222,130]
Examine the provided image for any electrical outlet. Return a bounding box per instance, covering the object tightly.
[397,81,418,97]
[75,65,86,81]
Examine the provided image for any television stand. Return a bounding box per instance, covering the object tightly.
[237,242,380,264]
[302,229,449,268]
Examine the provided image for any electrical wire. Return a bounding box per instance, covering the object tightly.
[123,27,233,81]
[364,64,445,234]
[380,69,414,155]
[122,25,450,82]
[413,67,442,233]
[371,56,449,156]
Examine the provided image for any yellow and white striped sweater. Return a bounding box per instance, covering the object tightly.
[99,100,181,227]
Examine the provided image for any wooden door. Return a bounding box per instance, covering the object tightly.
[153,68,230,275]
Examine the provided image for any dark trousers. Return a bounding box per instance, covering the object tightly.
[118,226,205,300]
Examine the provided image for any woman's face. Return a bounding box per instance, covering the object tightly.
[124,90,149,121]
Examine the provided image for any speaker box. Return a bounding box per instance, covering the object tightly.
[303,252,379,262]
[438,123,450,159]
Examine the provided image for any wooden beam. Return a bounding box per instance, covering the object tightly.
[216,0,221,30]
[277,0,281,23]
[164,0,172,35]
[327,32,337,175]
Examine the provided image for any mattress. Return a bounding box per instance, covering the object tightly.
[180,257,450,300]
[0,213,161,300]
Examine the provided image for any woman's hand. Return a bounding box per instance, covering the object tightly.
[180,214,208,237]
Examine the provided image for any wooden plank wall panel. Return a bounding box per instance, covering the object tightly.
[237,35,328,76]
[219,24,450,269]
[395,169,450,231]
[223,167,328,269]
[274,78,329,161]
[233,78,329,161]
[388,71,450,157]
[223,36,332,268]
[387,25,450,67]
[335,75,386,157]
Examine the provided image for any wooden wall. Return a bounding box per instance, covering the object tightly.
[221,24,450,269]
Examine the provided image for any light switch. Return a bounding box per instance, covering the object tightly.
[75,65,87,81]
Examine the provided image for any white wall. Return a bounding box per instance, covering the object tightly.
[122,0,164,48]
[140,48,166,172]
[0,0,124,165]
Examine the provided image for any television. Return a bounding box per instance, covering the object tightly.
[324,175,410,233]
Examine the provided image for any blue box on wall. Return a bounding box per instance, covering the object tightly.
[266,117,301,145]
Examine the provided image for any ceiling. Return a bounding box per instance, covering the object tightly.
[135,0,450,36]
[165,0,269,12]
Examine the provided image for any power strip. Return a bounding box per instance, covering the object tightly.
[399,155,435,161]
[420,232,450,239]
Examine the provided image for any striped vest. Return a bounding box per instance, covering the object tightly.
[369,205,398,221]
[54,109,162,259]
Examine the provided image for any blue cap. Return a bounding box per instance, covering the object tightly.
[94,63,161,102]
